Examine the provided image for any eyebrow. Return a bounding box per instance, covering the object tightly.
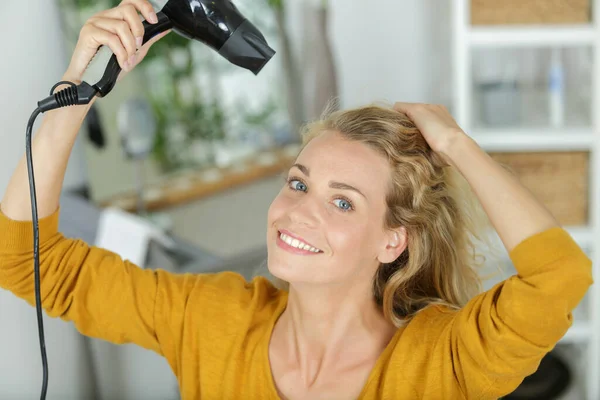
[292,163,367,200]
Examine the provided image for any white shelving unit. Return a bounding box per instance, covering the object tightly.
[452,1,600,399]
[470,25,596,47]
[470,128,595,152]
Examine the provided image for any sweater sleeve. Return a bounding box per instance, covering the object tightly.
[448,226,593,398]
[0,206,196,365]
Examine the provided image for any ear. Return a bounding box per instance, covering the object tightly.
[377,226,408,264]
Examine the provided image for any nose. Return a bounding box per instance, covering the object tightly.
[288,195,320,228]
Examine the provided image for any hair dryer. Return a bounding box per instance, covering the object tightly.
[38,0,276,111]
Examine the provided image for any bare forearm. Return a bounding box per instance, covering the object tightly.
[443,133,559,253]
[1,84,94,221]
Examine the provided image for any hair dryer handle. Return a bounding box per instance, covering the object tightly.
[92,11,174,98]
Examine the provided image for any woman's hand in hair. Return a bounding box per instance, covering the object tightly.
[392,102,468,165]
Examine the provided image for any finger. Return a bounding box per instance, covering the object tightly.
[89,17,137,62]
[393,102,430,119]
[100,3,154,46]
[136,29,171,60]
[105,0,159,24]
[116,4,146,47]
[82,24,130,70]
[393,102,418,114]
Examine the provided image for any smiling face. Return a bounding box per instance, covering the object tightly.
[267,130,405,287]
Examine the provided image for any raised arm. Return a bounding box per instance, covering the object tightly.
[0,0,183,368]
[393,102,560,249]
[1,0,164,220]
[393,103,593,398]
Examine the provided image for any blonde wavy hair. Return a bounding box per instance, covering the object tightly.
[276,102,500,327]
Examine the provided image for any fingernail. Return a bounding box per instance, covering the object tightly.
[149,12,158,23]
[123,60,130,71]
[136,36,143,48]
[128,54,136,66]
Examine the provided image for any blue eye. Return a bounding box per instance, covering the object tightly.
[333,198,353,211]
[289,179,307,192]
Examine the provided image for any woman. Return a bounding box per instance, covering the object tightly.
[0,1,593,399]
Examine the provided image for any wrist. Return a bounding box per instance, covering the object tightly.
[440,130,477,167]
[61,68,83,84]
[51,72,97,111]
[55,72,82,91]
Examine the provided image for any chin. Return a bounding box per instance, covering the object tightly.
[266,252,298,283]
[266,257,334,289]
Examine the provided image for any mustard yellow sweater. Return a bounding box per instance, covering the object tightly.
[0,207,593,399]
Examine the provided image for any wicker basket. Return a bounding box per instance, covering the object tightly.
[489,151,589,226]
[471,0,591,25]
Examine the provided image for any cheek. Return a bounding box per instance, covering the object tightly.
[267,190,290,227]
[328,218,382,258]
[327,218,368,251]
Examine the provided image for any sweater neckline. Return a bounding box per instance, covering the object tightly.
[261,293,403,399]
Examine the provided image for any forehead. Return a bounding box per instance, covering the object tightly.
[296,131,391,193]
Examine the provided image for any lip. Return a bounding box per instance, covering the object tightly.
[277,229,323,255]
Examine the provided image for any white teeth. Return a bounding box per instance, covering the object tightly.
[279,233,321,253]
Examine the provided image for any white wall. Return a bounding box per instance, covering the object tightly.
[0,1,94,399]
[0,1,89,196]
[325,0,452,107]
[281,0,452,109]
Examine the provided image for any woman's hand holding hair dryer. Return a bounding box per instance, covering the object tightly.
[0,0,169,221]
[64,0,170,83]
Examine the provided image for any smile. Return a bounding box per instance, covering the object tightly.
[277,231,323,254]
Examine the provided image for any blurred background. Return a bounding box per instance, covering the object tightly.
[0,0,598,399]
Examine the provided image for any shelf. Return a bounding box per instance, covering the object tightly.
[567,226,596,251]
[99,146,300,212]
[562,321,592,344]
[554,342,588,400]
[469,25,595,47]
[470,128,595,152]
[456,2,600,397]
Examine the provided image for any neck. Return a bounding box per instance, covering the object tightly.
[274,282,397,384]
[287,283,383,343]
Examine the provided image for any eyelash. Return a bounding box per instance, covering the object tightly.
[285,176,355,212]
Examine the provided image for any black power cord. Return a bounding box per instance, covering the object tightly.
[27,80,98,400]
[27,14,166,398]
[25,106,45,399]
